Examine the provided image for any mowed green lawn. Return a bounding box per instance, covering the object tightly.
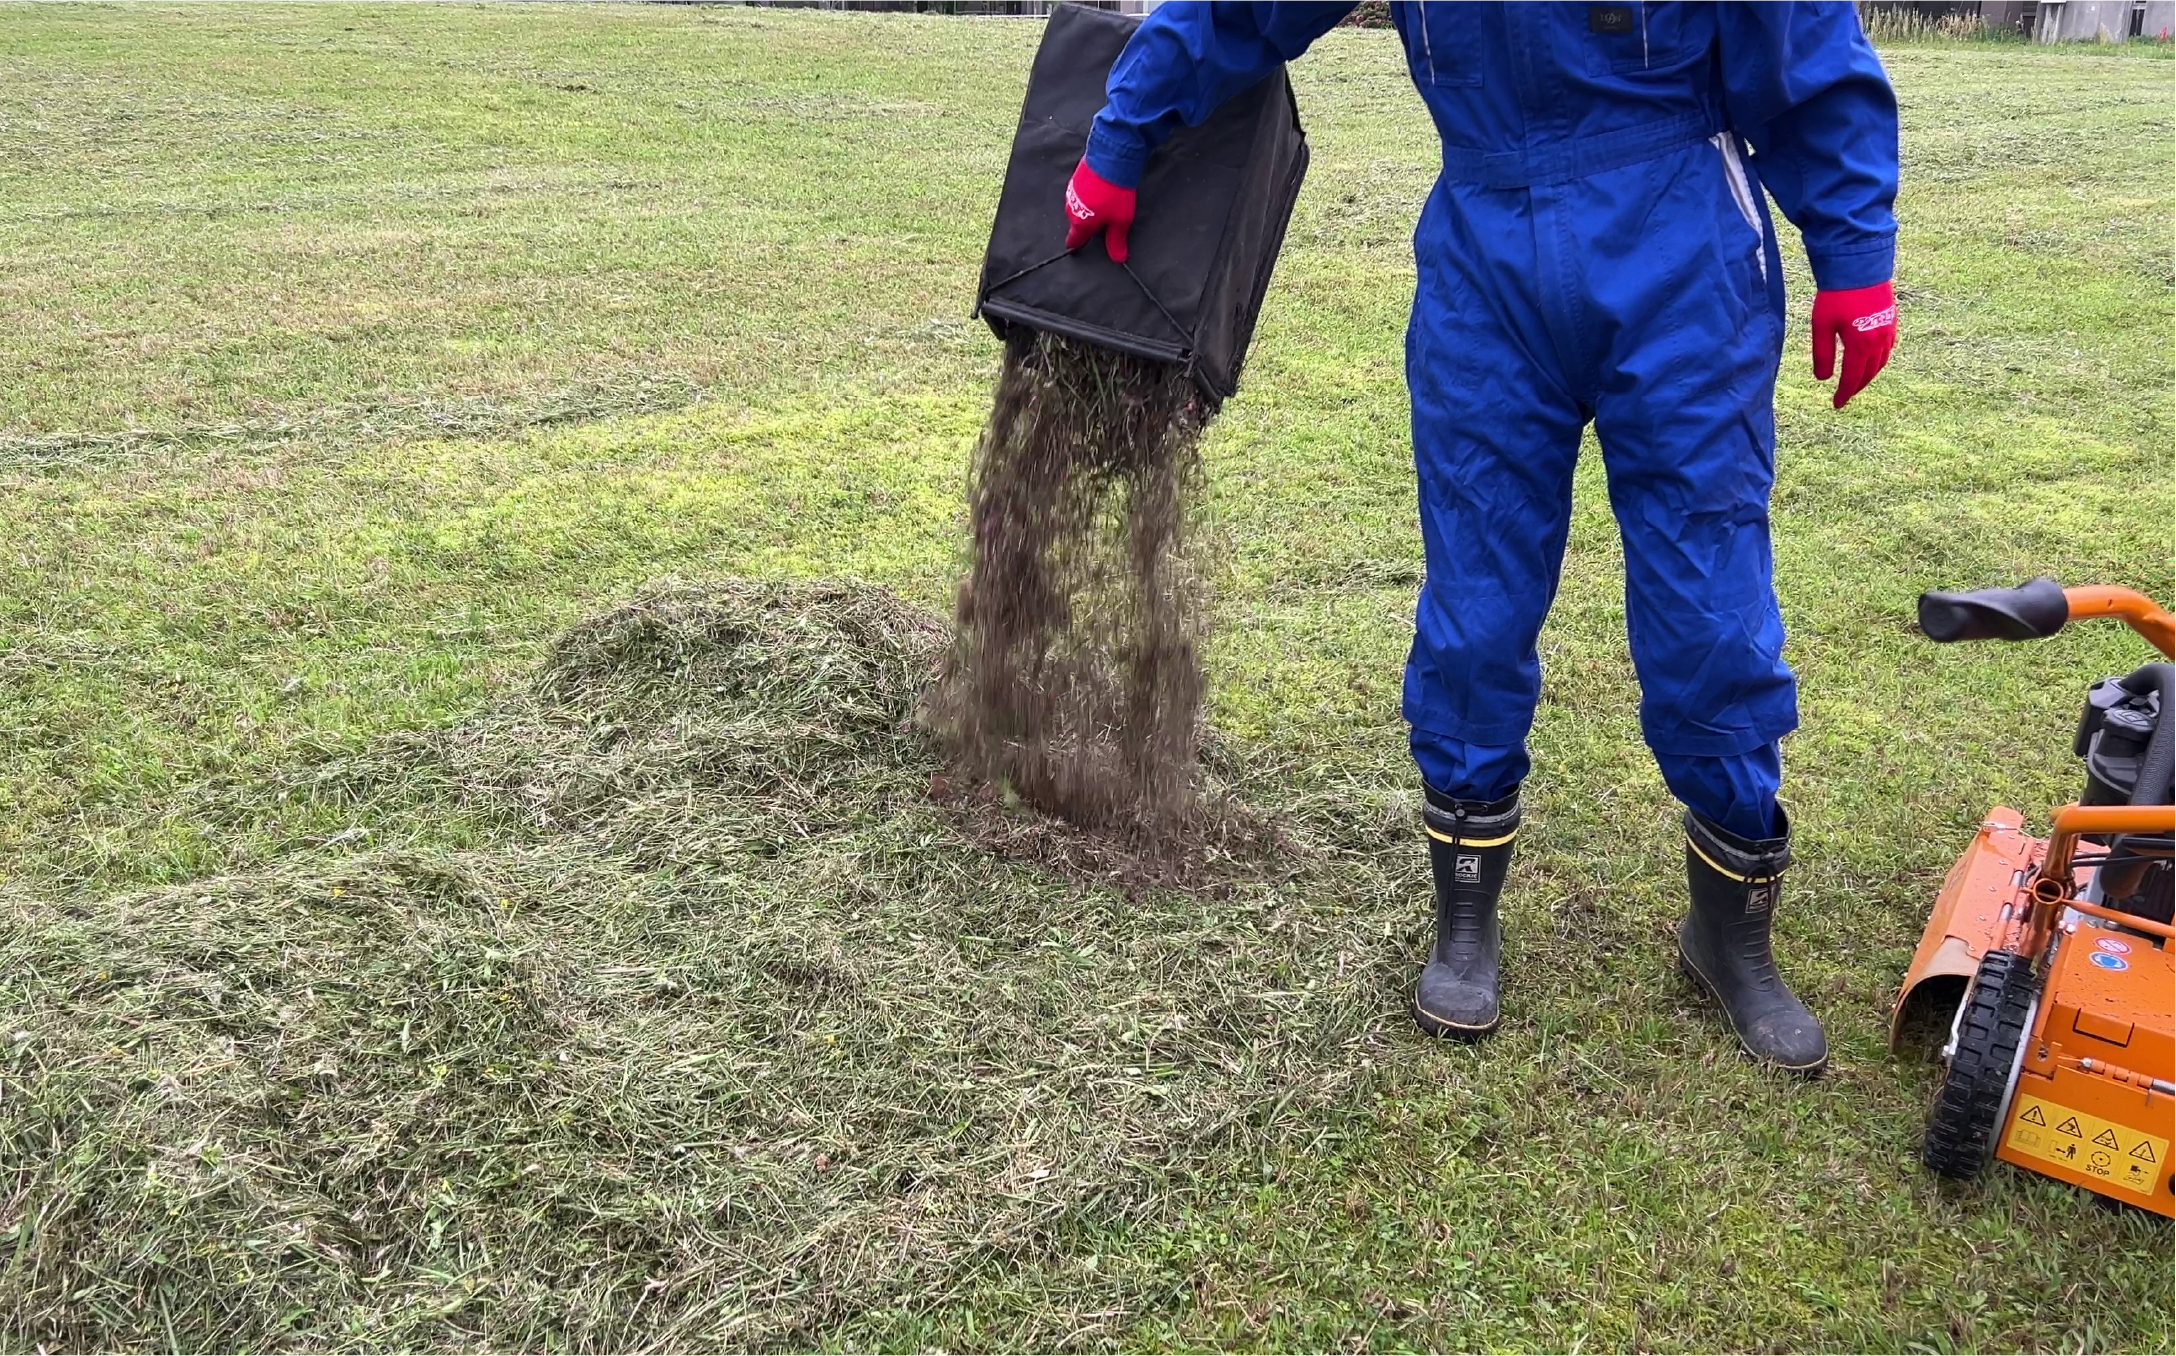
[3,3,2171,1351]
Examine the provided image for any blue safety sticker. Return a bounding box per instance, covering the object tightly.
[2088,951,2129,972]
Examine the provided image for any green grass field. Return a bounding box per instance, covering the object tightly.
[3,3,2172,1350]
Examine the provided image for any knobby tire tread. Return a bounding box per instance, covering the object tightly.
[1922,949,2035,1180]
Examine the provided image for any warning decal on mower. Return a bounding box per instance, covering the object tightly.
[2005,1095,2171,1197]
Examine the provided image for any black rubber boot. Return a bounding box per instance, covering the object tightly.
[1677,806,1828,1074]
[1413,786,1520,1040]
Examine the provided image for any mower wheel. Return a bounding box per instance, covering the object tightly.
[1922,949,2036,1180]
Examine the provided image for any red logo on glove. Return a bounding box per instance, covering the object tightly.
[1062,159,1136,264]
[1811,281,1897,409]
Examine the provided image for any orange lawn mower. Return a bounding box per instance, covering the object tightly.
[1894,579,2174,1217]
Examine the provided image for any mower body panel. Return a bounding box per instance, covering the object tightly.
[1902,807,2175,1214]
[1891,807,2035,1050]
[1995,912,2175,1216]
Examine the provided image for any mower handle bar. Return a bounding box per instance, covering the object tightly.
[1917,580,2174,658]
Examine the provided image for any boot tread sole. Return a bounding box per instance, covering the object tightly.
[1413,1000,1498,1042]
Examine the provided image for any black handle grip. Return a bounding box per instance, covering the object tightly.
[1917,577,2070,644]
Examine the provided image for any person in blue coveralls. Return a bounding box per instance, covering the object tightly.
[1061,2,1900,1074]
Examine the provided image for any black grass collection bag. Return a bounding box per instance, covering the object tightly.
[973,2,1310,404]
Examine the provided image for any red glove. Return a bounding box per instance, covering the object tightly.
[1063,158,1135,264]
[1810,280,1897,410]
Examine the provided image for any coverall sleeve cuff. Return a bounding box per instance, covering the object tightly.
[1084,119,1150,190]
[1806,236,1896,292]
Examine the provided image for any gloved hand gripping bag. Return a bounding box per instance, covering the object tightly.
[974,2,1309,404]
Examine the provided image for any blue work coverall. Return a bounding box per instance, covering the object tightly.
[1084,2,1899,838]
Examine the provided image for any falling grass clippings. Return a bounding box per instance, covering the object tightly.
[932,330,1212,836]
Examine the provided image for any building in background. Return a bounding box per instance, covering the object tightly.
[1865,1,2175,40]
[2025,0,2176,40]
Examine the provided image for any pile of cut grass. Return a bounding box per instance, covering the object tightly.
[2,579,1412,1351]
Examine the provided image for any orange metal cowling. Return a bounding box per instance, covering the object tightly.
[1890,807,2034,1051]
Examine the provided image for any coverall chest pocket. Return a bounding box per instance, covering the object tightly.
[1395,2,1481,88]
[1586,1,1694,75]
